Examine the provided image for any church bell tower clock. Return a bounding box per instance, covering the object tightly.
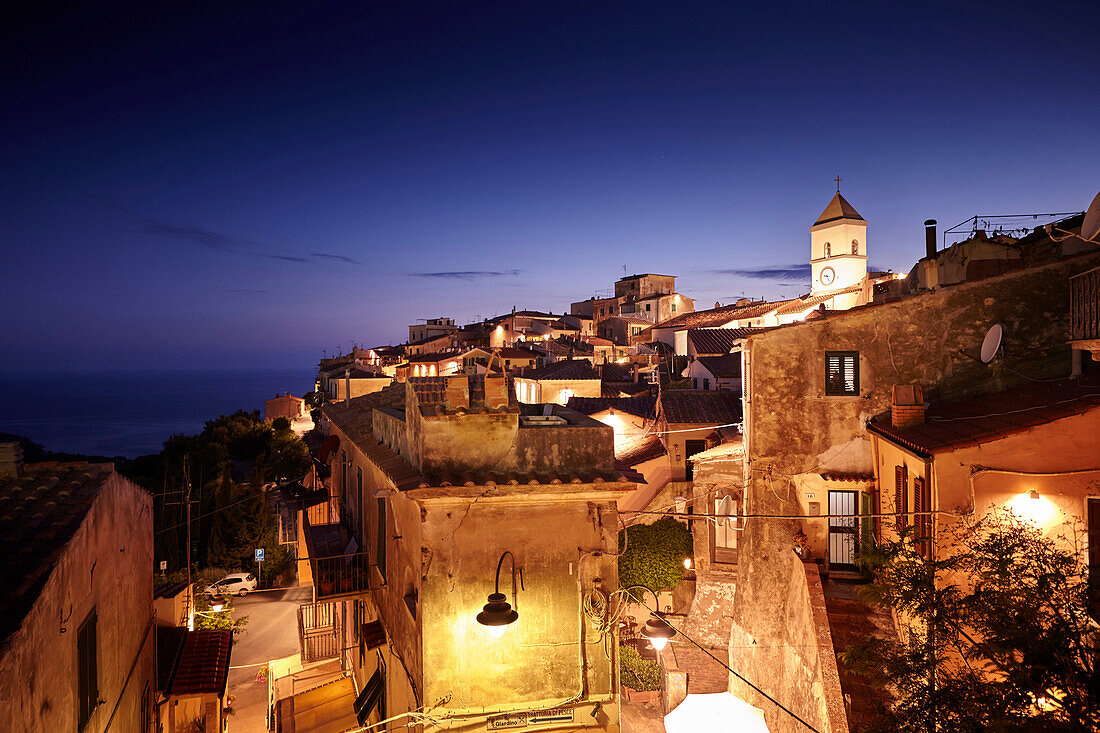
[810,178,868,297]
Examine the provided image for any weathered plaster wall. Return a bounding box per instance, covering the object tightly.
[419,498,620,721]
[727,560,847,733]
[0,473,154,733]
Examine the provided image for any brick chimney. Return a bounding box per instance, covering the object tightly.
[891,384,925,427]
[443,375,470,410]
[0,442,24,478]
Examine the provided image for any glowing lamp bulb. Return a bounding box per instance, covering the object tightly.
[649,636,669,651]
[683,558,692,570]
[485,623,509,639]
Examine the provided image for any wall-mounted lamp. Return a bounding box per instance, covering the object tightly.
[623,585,677,651]
[477,551,524,638]
[1029,490,1040,501]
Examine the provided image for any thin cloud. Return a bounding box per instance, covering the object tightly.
[410,270,522,281]
[93,196,359,265]
[711,264,811,281]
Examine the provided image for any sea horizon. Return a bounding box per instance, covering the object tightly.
[0,367,317,459]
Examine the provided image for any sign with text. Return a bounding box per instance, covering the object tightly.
[255,548,264,562]
[487,707,574,729]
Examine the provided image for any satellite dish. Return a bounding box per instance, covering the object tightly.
[717,496,734,528]
[979,323,1003,364]
[1082,190,1100,242]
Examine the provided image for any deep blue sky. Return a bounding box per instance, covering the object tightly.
[2,1,1097,370]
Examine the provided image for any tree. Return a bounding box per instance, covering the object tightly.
[271,416,292,432]
[841,510,1098,732]
[617,516,693,596]
[193,590,248,635]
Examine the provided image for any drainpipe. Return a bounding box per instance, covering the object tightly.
[344,368,350,404]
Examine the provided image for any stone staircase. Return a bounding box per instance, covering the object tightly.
[823,579,894,730]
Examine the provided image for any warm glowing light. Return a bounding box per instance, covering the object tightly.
[650,636,669,651]
[485,623,509,639]
[1006,491,1057,526]
[683,558,692,569]
[211,600,225,612]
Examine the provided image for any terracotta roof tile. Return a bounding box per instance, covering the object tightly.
[518,359,599,381]
[566,396,656,419]
[687,329,739,355]
[814,192,865,225]
[694,355,742,379]
[0,462,115,644]
[616,433,667,466]
[659,390,742,425]
[867,380,1100,456]
[162,628,233,696]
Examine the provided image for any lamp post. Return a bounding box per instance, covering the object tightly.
[622,585,677,651]
[476,551,524,638]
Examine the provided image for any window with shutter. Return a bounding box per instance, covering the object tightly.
[915,477,931,557]
[376,498,387,580]
[825,351,859,395]
[77,609,98,729]
[894,466,908,534]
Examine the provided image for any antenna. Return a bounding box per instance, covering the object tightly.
[979,323,1003,364]
[1046,190,1100,243]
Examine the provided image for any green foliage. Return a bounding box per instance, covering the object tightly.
[618,516,693,596]
[271,416,292,432]
[193,589,248,635]
[840,511,1098,732]
[619,644,662,691]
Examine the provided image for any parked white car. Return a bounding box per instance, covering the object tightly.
[205,572,257,597]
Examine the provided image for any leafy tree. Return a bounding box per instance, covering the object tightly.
[841,510,1098,732]
[618,516,693,596]
[271,416,292,432]
[193,590,248,635]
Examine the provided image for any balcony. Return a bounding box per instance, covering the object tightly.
[298,601,341,663]
[1070,266,1100,358]
[302,512,374,601]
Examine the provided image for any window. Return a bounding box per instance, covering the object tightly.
[645,303,651,311]
[77,609,98,729]
[702,378,710,390]
[376,498,387,580]
[914,476,931,557]
[671,303,677,313]
[824,242,831,257]
[825,351,859,395]
[852,239,859,255]
[894,466,908,534]
[693,378,699,389]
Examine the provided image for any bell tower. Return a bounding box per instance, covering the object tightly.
[810,182,868,297]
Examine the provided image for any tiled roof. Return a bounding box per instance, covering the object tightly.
[320,383,406,445]
[598,363,633,382]
[814,192,865,225]
[407,333,452,347]
[730,300,791,320]
[0,462,115,644]
[659,390,742,425]
[616,433,667,466]
[405,352,461,364]
[154,580,189,600]
[687,329,739,355]
[774,287,861,316]
[566,396,656,419]
[695,355,742,379]
[159,628,233,696]
[607,315,654,326]
[616,273,674,281]
[820,472,875,483]
[867,380,1100,457]
[651,304,742,331]
[585,337,613,346]
[518,359,599,381]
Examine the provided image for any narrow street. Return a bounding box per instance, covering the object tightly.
[226,585,313,732]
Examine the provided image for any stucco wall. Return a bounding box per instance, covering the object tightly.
[418,498,620,721]
[0,473,154,733]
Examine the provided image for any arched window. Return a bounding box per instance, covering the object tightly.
[851,239,859,254]
[824,242,831,257]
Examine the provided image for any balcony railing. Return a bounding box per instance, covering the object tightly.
[313,552,373,600]
[298,601,340,663]
[1070,266,1100,342]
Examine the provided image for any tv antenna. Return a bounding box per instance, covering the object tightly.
[979,323,1003,364]
[716,495,735,529]
[1046,190,1100,244]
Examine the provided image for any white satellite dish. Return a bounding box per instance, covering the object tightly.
[1082,190,1100,242]
[716,496,734,528]
[979,323,1003,364]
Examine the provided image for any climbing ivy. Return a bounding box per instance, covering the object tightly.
[617,516,693,596]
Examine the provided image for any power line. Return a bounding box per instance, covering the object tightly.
[155,492,260,534]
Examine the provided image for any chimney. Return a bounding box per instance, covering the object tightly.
[0,442,23,479]
[891,384,925,428]
[924,219,937,260]
[344,367,351,404]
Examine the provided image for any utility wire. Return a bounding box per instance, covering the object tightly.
[155,493,260,534]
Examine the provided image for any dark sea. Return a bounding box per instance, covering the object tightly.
[0,369,315,459]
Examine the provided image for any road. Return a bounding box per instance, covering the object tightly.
[226,585,313,732]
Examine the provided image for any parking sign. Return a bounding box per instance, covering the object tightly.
[255,548,264,562]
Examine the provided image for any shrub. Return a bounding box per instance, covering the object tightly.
[272,416,292,432]
[619,644,662,691]
[618,516,693,596]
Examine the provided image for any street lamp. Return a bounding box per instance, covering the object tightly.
[476,551,524,638]
[623,585,677,651]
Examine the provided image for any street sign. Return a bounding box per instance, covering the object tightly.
[159,560,167,572]
[255,548,264,562]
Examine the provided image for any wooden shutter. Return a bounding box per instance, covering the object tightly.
[842,354,858,393]
[826,353,842,394]
[914,477,930,557]
[826,352,859,395]
[894,466,907,534]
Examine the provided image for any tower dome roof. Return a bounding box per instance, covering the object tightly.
[814,192,865,226]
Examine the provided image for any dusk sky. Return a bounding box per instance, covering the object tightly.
[3,1,1098,371]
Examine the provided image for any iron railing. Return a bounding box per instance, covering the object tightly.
[312,552,373,600]
[1070,266,1100,342]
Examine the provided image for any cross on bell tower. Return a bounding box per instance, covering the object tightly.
[834,175,842,192]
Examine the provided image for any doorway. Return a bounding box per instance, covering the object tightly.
[684,440,707,481]
[828,490,859,569]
